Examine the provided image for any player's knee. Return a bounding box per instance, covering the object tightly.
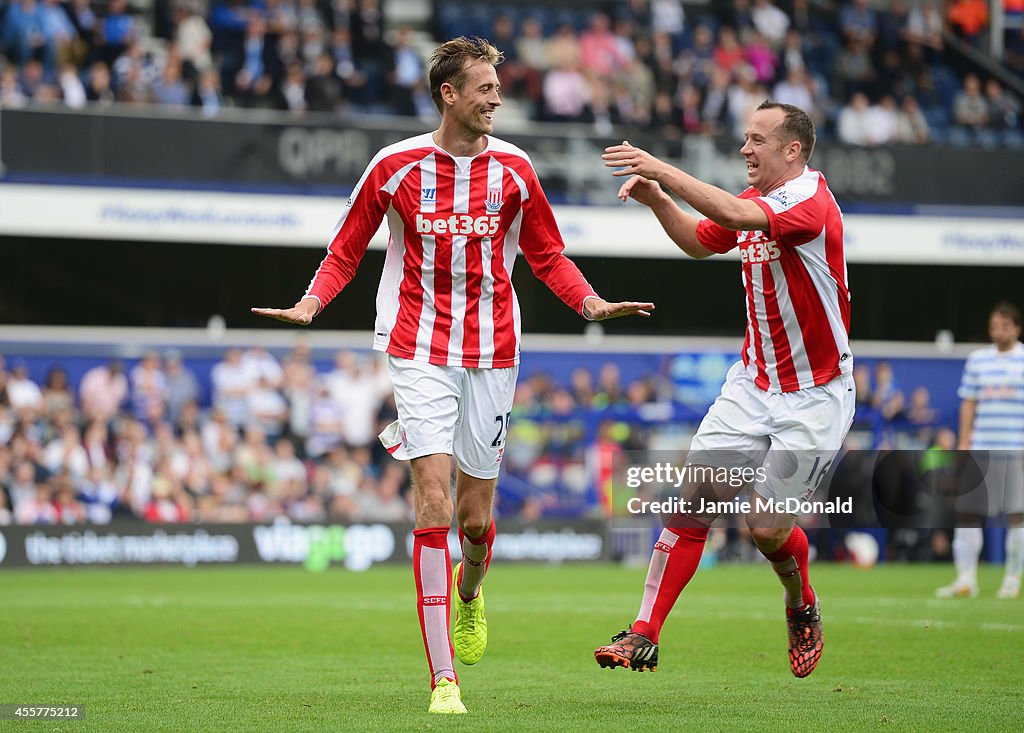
[458,515,490,540]
[749,526,789,553]
[416,487,453,525]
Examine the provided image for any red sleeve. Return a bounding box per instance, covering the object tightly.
[695,218,739,253]
[305,160,392,310]
[752,188,826,246]
[518,171,598,317]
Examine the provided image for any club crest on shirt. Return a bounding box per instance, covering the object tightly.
[485,187,503,212]
[421,187,436,204]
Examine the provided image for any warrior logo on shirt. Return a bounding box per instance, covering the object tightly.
[421,188,437,204]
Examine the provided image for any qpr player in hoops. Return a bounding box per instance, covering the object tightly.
[594,101,853,679]
[252,37,653,714]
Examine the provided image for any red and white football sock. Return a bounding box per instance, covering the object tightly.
[412,526,456,688]
[763,526,816,610]
[457,519,495,602]
[631,526,710,643]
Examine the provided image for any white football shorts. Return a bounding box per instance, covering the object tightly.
[687,360,856,504]
[379,355,518,480]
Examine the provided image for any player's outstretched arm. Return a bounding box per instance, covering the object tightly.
[603,142,767,231]
[583,297,655,321]
[250,296,320,326]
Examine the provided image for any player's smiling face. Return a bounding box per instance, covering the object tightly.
[448,59,502,137]
[740,107,798,193]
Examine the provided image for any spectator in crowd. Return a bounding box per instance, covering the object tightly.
[744,30,779,84]
[839,0,877,47]
[130,350,169,421]
[1,66,27,107]
[276,60,308,113]
[984,78,1021,131]
[837,91,874,146]
[869,94,899,145]
[7,361,42,412]
[905,1,944,56]
[41,366,75,419]
[948,0,990,47]
[542,57,591,123]
[714,26,747,76]
[515,16,549,74]
[242,345,283,388]
[751,0,790,48]
[579,11,625,80]
[893,94,931,144]
[211,347,256,429]
[773,67,814,115]
[834,36,876,100]
[85,60,116,104]
[96,0,137,64]
[58,62,87,108]
[164,350,201,425]
[192,66,225,115]
[79,360,128,423]
[953,73,991,134]
[876,0,910,55]
[173,0,214,81]
[872,361,905,421]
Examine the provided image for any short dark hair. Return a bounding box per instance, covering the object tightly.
[756,100,816,162]
[991,301,1022,327]
[428,36,503,113]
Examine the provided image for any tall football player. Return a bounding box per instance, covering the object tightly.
[253,37,653,714]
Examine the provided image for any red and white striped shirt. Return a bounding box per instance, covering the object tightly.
[696,166,851,393]
[305,133,597,369]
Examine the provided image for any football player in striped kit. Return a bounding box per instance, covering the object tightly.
[936,302,1024,600]
[594,102,852,679]
[253,36,653,713]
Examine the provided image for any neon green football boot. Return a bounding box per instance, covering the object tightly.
[427,678,467,714]
[451,562,488,665]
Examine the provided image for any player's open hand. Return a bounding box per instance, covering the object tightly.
[584,298,655,321]
[250,298,319,325]
[602,141,671,181]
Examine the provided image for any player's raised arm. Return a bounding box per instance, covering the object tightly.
[603,141,768,232]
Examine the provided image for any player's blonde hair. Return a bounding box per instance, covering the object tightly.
[428,36,504,113]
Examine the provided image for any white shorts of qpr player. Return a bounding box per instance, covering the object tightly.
[380,356,519,480]
[955,451,1024,517]
[685,360,856,507]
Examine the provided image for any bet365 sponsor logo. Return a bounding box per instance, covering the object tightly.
[415,213,500,236]
[738,230,781,264]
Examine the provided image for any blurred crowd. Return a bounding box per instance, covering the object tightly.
[0,347,418,526]
[0,347,676,525]
[0,345,953,526]
[0,0,1021,146]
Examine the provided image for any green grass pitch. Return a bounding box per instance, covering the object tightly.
[2,562,1022,731]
